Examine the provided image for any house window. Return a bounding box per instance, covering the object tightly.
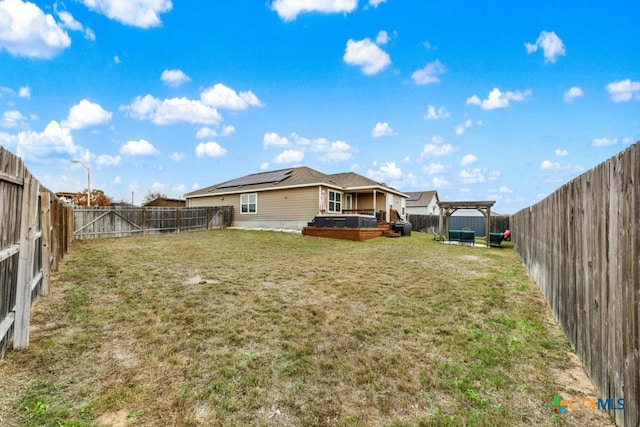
[241,193,257,214]
[328,190,342,213]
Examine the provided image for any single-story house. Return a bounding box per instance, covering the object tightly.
[405,190,440,216]
[184,166,409,230]
[143,197,186,208]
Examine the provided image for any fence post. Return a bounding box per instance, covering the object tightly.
[13,178,39,349]
[142,208,147,235]
[176,208,181,233]
[40,191,51,296]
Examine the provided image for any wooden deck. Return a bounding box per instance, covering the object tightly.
[302,224,399,241]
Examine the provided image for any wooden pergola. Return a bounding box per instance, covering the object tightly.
[437,200,496,239]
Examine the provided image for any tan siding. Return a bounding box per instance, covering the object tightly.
[187,187,319,222]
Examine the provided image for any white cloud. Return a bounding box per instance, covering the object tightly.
[563,86,584,102]
[80,0,173,28]
[161,69,191,87]
[63,99,112,129]
[422,163,445,175]
[123,94,222,125]
[16,120,84,160]
[430,135,445,144]
[605,79,640,102]
[271,0,357,21]
[114,55,121,64]
[433,176,450,187]
[525,30,565,63]
[411,60,446,85]
[56,10,83,31]
[318,140,352,162]
[455,119,473,135]
[375,30,389,45]
[460,168,485,184]
[1,110,25,128]
[120,139,160,156]
[0,0,71,58]
[424,105,449,120]
[200,83,262,110]
[169,152,184,162]
[592,137,618,147]
[541,160,561,169]
[343,38,391,75]
[460,153,478,166]
[84,28,95,41]
[420,143,455,158]
[112,176,122,185]
[368,0,386,7]
[498,185,512,193]
[263,132,290,147]
[18,86,31,99]
[466,88,532,110]
[150,182,165,192]
[195,141,227,158]
[197,125,235,139]
[260,162,269,170]
[96,154,121,166]
[371,122,396,138]
[555,149,568,156]
[367,161,403,182]
[274,149,304,164]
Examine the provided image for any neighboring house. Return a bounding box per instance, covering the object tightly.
[405,190,440,216]
[55,191,78,205]
[143,197,186,208]
[184,166,408,230]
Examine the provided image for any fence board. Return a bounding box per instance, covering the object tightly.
[72,206,232,239]
[0,147,71,358]
[512,141,640,426]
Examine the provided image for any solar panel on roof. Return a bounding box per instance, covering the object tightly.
[218,169,293,188]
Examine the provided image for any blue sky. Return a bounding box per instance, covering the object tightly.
[0,0,638,212]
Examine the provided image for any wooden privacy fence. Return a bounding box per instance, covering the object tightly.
[0,147,73,359]
[511,142,639,427]
[73,206,233,239]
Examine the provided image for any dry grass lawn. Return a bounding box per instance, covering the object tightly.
[0,230,615,426]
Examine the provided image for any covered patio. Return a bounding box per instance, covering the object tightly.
[437,200,496,243]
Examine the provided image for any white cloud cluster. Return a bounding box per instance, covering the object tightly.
[563,86,584,102]
[19,86,30,98]
[56,8,95,40]
[455,119,473,135]
[420,143,455,159]
[15,121,86,161]
[80,0,173,28]
[367,0,386,8]
[0,0,71,58]
[196,125,235,139]
[606,79,640,102]
[411,60,446,85]
[63,99,112,129]
[271,0,357,21]
[343,37,391,75]
[422,163,445,175]
[367,161,403,182]
[371,122,396,138]
[120,139,160,156]
[555,149,568,156]
[263,131,355,163]
[200,83,262,110]
[466,88,532,110]
[460,153,478,166]
[161,69,191,87]
[459,168,500,184]
[123,94,222,125]
[592,137,618,147]
[195,142,227,158]
[525,30,565,63]
[1,110,26,128]
[96,154,121,166]
[375,30,389,45]
[424,105,449,120]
